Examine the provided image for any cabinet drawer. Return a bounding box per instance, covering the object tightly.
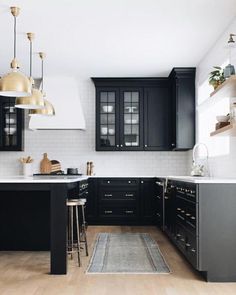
[186,232,198,268]
[100,190,137,201]
[100,206,137,217]
[99,178,138,187]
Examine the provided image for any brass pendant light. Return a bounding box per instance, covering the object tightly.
[29,52,55,116]
[0,7,31,97]
[15,33,44,109]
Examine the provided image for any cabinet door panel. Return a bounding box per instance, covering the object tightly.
[144,87,170,150]
[120,88,144,150]
[0,96,24,151]
[96,88,120,151]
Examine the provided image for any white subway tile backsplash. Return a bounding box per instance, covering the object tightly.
[0,79,189,176]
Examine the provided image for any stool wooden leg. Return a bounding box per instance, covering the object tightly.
[75,206,81,266]
[81,205,89,256]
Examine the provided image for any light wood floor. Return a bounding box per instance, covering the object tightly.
[0,226,236,295]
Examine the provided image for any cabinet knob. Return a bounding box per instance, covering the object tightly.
[128,181,131,184]
[141,181,144,184]
[171,143,175,147]
[107,181,110,184]
[116,145,119,147]
[120,144,123,147]
[145,144,147,147]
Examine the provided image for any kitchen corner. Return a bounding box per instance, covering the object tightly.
[1,1,236,294]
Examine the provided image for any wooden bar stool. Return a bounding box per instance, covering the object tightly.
[67,198,89,266]
[67,199,81,266]
[78,198,89,257]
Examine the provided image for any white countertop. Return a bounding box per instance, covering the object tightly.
[0,175,235,184]
[0,175,89,183]
[167,176,236,184]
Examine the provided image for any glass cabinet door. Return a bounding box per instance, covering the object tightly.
[120,89,143,150]
[0,97,24,151]
[97,89,119,150]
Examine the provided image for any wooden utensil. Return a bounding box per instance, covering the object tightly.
[40,153,52,174]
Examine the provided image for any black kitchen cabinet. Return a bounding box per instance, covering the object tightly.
[140,178,155,224]
[92,78,170,151]
[144,83,170,150]
[86,178,98,223]
[0,96,24,151]
[169,68,196,150]
[153,179,165,228]
[94,81,144,151]
[98,178,140,224]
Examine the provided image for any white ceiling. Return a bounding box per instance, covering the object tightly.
[0,0,236,78]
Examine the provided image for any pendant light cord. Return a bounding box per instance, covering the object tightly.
[13,16,16,59]
[30,40,32,77]
[41,58,44,93]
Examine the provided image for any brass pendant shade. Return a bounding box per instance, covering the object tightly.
[28,52,55,116]
[28,99,55,116]
[15,88,45,109]
[0,7,31,97]
[15,32,45,109]
[0,70,32,97]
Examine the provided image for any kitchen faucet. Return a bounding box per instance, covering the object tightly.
[191,143,210,177]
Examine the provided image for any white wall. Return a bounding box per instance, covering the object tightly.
[197,17,236,177]
[0,79,189,176]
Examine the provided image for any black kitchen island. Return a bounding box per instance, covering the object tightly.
[0,176,88,275]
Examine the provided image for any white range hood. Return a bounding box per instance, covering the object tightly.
[29,76,86,130]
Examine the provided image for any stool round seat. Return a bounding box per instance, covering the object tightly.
[67,198,86,206]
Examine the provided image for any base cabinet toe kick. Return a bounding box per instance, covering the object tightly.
[164,180,236,282]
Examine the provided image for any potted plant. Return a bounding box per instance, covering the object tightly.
[209,66,225,90]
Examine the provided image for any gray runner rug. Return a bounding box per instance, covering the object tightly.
[87,233,170,274]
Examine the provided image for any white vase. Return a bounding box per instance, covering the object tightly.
[23,163,33,177]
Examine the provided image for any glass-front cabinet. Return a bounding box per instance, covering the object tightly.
[0,97,24,151]
[120,88,143,150]
[95,86,143,151]
[96,88,119,150]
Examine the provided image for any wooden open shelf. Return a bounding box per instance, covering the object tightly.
[210,75,236,98]
[210,123,236,137]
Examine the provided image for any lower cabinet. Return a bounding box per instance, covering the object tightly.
[87,177,164,225]
[98,178,139,224]
[86,178,98,223]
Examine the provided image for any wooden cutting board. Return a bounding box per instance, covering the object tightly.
[40,153,52,174]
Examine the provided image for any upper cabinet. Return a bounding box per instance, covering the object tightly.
[0,96,24,151]
[144,80,170,150]
[92,69,195,152]
[169,68,196,150]
[93,78,170,151]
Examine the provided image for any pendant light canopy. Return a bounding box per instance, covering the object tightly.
[15,33,44,109]
[0,7,31,97]
[29,52,55,116]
